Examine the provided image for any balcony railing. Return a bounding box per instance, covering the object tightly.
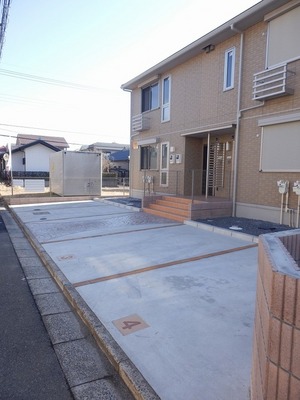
[132,114,150,133]
[253,63,294,101]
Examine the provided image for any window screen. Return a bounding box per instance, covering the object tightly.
[140,145,157,170]
[267,6,300,67]
[260,121,300,172]
[142,83,159,112]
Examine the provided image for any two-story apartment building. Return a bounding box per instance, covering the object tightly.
[121,0,300,226]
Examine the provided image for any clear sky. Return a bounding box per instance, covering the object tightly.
[0,0,260,149]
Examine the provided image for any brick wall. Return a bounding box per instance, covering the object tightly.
[279,234,300,268]
[251,230,300,399]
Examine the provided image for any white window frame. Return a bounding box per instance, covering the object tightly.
[160,142,169,186]
[161,76,171,122]
[223,47,235,91]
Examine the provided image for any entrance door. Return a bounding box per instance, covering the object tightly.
[202,143,225,196]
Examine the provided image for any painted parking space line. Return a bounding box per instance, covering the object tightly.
[73,242,257,288]
[40,223,182,244]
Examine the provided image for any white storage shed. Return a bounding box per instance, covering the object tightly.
[50,151,102,196]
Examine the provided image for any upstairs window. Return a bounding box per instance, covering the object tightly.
[266,6,300,67]
[161,76,171,122]
[140,145,158,170]
[142,82,159,112]
[223,48,235,91]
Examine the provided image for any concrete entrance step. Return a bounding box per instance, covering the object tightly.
[143,195,233,221]
[143,206,186,222]
[143,196,191,222]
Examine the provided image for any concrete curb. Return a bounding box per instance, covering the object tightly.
[5,206,160,400]
[3,195,96,206]
[97,197,141,212]
[184,219,259,243]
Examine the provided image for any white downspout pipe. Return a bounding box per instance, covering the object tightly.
[121,87,133,197]
[280,193,284,225]
[205,132,211,198]
[231,25,244,217]
[285,190,289,213]
[297,196,300,228]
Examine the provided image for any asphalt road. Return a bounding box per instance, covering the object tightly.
[0,214,74,400]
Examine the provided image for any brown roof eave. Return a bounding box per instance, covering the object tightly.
[121,0,290,91]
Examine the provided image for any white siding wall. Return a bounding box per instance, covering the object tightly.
[12,152,24,171]
[25,144,57,171]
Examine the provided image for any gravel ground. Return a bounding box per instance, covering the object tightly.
[197,216,296,237]
[104,197,142,208]
[104,197,296,237]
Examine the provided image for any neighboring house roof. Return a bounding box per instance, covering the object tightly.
[109,149,129,162]
[81,142,129,153]
[121,0,290,90]
[12,139,61,153]
[16,134,69,149]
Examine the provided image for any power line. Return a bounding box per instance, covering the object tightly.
[0,92,79,110]
[0,129,127,147]
[0,131,86,147]
[0,68,106,92]
[0,122,101,136]
[0,123,128,145]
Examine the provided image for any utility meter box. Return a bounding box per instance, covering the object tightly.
[277,180,289,194]
[293,181,300,195]
[50,151,102,196]
[176,154,182,164]
[142,175,153,184]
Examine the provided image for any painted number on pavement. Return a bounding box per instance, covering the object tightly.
[122,320,142,330]
[113,314,150,336]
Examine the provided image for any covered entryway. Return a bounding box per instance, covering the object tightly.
[182,124,236,200]
[142,125,236,222]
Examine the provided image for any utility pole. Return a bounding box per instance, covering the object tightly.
[0,0,12,192]
[0,0,12,59]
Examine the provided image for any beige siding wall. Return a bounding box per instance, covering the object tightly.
[131,36,241,138]
[237,18,300,214]
[130,5,300,221]
[130,35,241,197]
[169,37,239,133]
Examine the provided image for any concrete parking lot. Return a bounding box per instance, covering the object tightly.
[9,199,258,400]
